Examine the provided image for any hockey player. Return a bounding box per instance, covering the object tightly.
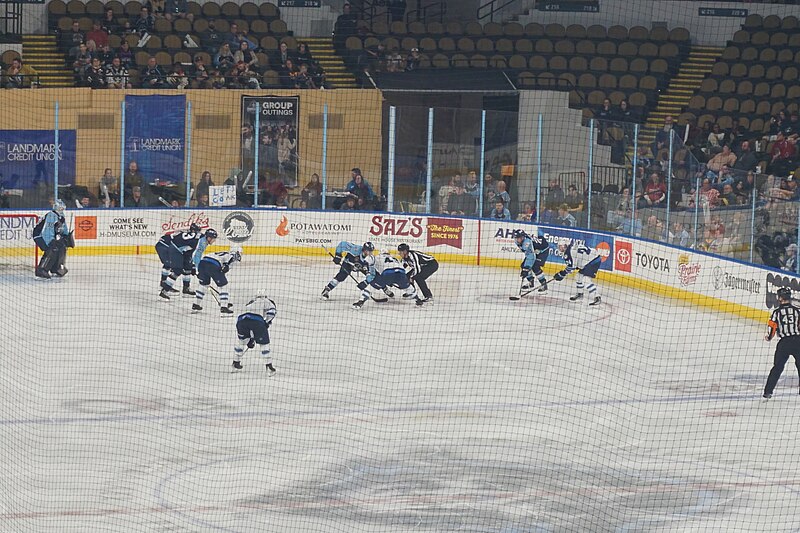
[233,290,277,375]
[352,250,416,309]
[514,230,550,294]
[321,241,377,300]
[397,243,438,305]
[192,246,242,315]
[33,199,73,279]
[156,224,211,299]
[553,240,602,305]
[763,287,800,399]
[192,228,218,271]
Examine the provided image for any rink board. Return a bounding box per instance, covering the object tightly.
[0,208,791,321]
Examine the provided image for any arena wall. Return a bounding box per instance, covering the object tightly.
[2,88,383,192]
[2,208,794,322]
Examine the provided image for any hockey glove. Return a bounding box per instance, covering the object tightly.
[221,265,230,274]
[357,281,368,291]
[247,338,256,349]
[356,263,369,275]
[332,255,342,265]
[554,270,566,282]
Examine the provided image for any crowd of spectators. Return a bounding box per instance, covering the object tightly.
[0,58,40,88]
[59,5,326,90]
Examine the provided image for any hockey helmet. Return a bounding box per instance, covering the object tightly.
[777,287,792,301]
[362,241,375,253]
[53,199,66,215]
[512,229,526,241]
[230,245,243,262]
[205,228,218,240]
[397,243,410,253]
[189,222,201,233]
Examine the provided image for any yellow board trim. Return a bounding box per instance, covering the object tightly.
[1,245,768,323]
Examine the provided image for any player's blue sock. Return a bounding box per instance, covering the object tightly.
[537,274,547,286]
[326,280,339,291]
[576,281,584,292]
[586,283,597,296]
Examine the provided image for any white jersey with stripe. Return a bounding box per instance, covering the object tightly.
[202,251,238,269]
[563,243,600,273]
[243,296,277,324]
[374,253,405,275]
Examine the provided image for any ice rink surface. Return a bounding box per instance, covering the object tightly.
[2,255,800,532]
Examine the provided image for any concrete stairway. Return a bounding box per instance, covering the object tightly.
[303,36,358,89]
[22,34,72,88]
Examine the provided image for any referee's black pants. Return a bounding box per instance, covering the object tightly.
[764,335,800,396]
[412,261,439,299]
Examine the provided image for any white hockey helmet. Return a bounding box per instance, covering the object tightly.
[53,199,66,214]
[230,245,243,262]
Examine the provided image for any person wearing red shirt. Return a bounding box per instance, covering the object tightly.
[769,132,797,177]
[85,20,109,49]
[638,172,667,208]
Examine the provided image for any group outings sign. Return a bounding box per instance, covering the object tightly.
[1,209,795,319]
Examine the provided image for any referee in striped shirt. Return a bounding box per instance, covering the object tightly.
[398,243,438,305]
[763,287,800,399]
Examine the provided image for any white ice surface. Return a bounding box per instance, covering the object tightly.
[1,255,799,532]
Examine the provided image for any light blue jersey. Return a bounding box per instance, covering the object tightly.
[40,210,69,246]
[192,235,211,269]
[335,241,363,258]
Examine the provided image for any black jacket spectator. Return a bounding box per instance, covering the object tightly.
[101,9,119,35]
[84,60,107,89]
[116,42,134,68]
[333,4,358,48]
[133,8,155,35]
[733,142,759,172]
[201,24,224,53]
[141,58,165,88]
[61,22,84,55]
[195,171,214,201]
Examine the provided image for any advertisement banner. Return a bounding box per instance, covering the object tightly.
[0,130,77,188]
[209,185,237,207]
[124,95,186,184]
[541,227,614,271]
[241,96,299,188]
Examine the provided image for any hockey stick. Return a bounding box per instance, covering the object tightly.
[509,277,556,301]
[157,196,173,208]
[321,245,363,285]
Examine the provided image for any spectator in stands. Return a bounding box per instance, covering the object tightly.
[97,44,114,66]
[465,170,479,199]
[134,6,155,37]
[565,184,583,218]
[670,221,690,247]
[128,185,147,207]
[62,20,84,56]
[280,58,298,88]
[735,171,756,202]
[86,20,109,49]
[596,98,613,144]
[272,42,295,72]
[296,42,313,65]
[115,41,134,69]
[727,122,747,153]
[292,64,315,89]
[227,23,256,53]
[385,48,404,72]
[636,145,654,169]
[365,43,387,72]
[720,183,739,206]
[200,22,224,54]
[164,0,193,22]
[483,172,497,207]
[196,193,209,207]
[707,123,725,151]
[72,43,92,82]
[125,161,144,191]
[616,99,635,125]
[446,184,474,215]
[346,169,375,209]
[141,56,165,88]
[234,41,259,73]
[334,2,358,50]
[695,177,720,208]
[652,115,674,156]
[713,165,736,190]
[784,112,800,140]
[227,61,259,89]
[438,174,460,214]
[101,8,119,35]
[195,170,213,202]
[544,178,564,210]
[517,202,535,222]
[339,195,358,211]
[258,132,278,179]
[734,141,758,173]
[639,172,667,208]
[707,145,737,175]
[84,57,107,89]
[302,173,322,209]
[189,56,211,88]
[493,179,510,205]
[166,62,189,89]
[405,47,421,71]
[214,43,235,71]
[556,204,576,227]
[4,58,38,88]
[147,0,166,17]
[769,132,797,176]
[99,168,118,207]
[277,130,296,185]
[106,56,130,89]
[262,176,288,207]
[642,215,665,242]
[208,68,225,89]
[607,186,632,229]
[489,199,511,220]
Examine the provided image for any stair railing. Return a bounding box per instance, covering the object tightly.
[406,1,446,24]
[477,0,518,22]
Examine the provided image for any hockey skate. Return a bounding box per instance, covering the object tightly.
[220,305,234,316]
[320,287,331,300]
[182,287,196,297]
[569,293,584,302]
[191,303,202,312]
[763,392,772,400]
[159,289,171,300]
[402,290,416,299]
[232,361,243,371]
[588,296,602,306]
[266,363,277,376]
[352,298,367,309]
[35,268,51,280]
[521,280,532,290]
[52,265,68,278]
[416,296,430,306]
[161,281,179,293]
[383,288,395,298]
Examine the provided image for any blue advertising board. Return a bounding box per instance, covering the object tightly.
[540,226,615,271]
[0,130,76,188]
[124,95,186,184]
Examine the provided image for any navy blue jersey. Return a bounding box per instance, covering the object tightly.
[171,231,201,253]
